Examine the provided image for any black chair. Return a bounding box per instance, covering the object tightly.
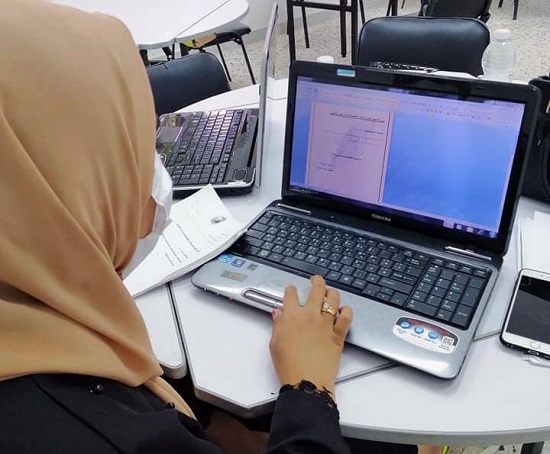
[419,0,493,22]
[146,52,230,118]
[176,24,256,85]
[497,0,520,20]
[356,16,490,77]
[286,0,366,63]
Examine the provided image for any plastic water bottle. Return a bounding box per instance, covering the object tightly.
[316,55,334,64]
[481,28,516,82]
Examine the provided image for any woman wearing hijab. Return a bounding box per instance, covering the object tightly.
[0,1,421,454]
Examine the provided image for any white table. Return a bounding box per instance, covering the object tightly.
[140,82,550,445]
[176,0,249,43]
[134,284,187,378]
[50,0,249,50]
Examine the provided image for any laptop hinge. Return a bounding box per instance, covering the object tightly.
[277,203,311,215]
[444,246,492,262]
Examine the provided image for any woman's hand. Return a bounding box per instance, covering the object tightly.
[269,275,353,396]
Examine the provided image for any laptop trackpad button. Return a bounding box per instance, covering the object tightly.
[243,289,283,309]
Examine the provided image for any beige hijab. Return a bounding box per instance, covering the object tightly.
[0,0,193,417]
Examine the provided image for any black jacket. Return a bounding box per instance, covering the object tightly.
[0,374,351,454]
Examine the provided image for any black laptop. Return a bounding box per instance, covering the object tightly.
[156,102,258,197]
[192,61,540,378]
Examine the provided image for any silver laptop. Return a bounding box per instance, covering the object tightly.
[155,2,279,197]
[192,61,540,379]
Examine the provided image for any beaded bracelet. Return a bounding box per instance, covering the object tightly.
[279,379,337,410]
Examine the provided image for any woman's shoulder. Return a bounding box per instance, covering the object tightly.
[0,374,220,454]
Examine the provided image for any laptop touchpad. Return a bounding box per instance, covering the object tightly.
[257,273,310,306]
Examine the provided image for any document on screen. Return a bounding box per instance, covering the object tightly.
[304,102,392,201]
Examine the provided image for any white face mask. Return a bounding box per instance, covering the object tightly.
[121,153,173,279]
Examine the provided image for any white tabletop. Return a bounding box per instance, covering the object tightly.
[170,82,550,444]
[336,197,550,446]
[134,283,187,378]
[50,0,249,50]
[138,81,550,444]
[176,0,249,43]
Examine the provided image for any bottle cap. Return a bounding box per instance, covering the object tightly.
[494,28,512,40]
[316,55,335,64]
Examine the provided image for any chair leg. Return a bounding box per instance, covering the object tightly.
[300,2,310,48]
[214,44,232,82]
[162,47,174,60]
[386,0,398,16]
[498,0,503,7]
[179,43,189,57]
[237,38,256,85]
[401,0,406,7]
[359,0,365,22]
[513,0,519,19]
[139,49,149,66]
[339,0,347,58]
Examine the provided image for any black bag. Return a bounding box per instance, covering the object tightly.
[523,76,550,203]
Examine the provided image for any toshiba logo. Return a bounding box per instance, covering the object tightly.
[371,213,391,223]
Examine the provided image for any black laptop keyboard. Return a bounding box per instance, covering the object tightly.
[231,212,492,330]
[164,110,242,186]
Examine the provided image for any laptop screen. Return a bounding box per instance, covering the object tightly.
[283,63,538,254]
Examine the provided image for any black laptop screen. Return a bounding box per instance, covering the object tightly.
[288,75,525,240]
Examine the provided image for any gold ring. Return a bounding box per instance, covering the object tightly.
[321,303,337,317]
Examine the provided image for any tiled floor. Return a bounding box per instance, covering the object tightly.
[450,444,549,454]
[200,0,550,90]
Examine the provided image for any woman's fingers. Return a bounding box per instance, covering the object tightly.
[320,286,340,321]
[282,284,300,312]
[334,306,353,340]
[270,276,353,396]
[304,275,327,314]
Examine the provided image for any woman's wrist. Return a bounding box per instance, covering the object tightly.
[279,379,337,410]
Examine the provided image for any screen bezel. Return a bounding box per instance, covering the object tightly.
[255,2,278,188]
[500,268,550,359]
[281,61,541,256]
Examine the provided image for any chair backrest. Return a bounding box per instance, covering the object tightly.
[146,52,230,117]
[356,16,490,76]
[421,0,493,22]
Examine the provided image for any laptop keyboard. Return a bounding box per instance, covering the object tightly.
[231,211,492,330]
[164,110,242,186]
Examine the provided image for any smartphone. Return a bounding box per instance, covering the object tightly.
[500,268,550,359]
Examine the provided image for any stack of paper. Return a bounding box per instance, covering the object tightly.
[124,185,247,297]
[519,211,550,273]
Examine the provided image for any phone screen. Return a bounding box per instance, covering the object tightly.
[506,275,550,344]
